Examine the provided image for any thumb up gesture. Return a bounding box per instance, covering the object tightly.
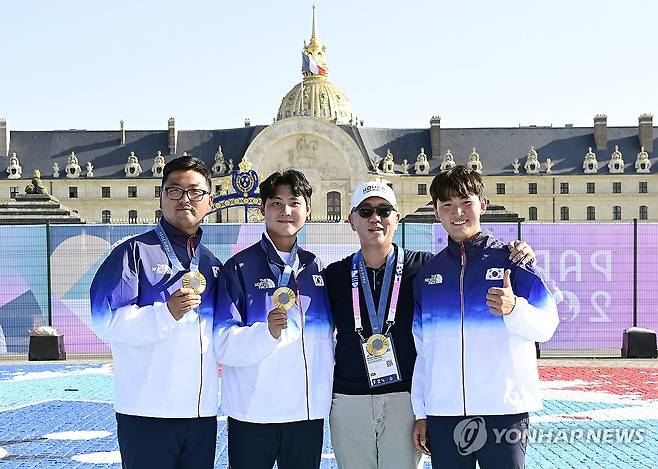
[486,269,516,316]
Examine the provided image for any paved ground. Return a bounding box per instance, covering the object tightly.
[1,359,657,468]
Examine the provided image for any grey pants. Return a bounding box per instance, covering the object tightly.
[329,392,422,469]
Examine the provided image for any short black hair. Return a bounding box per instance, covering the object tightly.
[161,155,212,191]
[430,165,484,206]
[259,169,312,206]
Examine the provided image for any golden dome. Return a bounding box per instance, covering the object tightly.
[276,6,355,125]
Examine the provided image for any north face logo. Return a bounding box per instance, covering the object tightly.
[424,274,443,285]
[152,264,172,275]
[255,278,276,289]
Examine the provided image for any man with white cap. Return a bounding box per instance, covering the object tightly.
[325,181,535,469]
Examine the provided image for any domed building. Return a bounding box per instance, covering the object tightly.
[0,7,655,224]
[277,6,355,125]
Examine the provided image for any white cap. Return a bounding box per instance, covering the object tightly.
[350,181,398,211]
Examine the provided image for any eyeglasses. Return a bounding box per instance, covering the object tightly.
[163,187,210,202]
[354,205,396,218]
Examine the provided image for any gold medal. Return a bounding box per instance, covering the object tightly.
[182,271,206,295]
[366,334,389,357]
[273,287,296,311]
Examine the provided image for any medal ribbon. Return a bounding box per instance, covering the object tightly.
[154,222,201,275]
[260,237,300,288]
[351,245,404,336]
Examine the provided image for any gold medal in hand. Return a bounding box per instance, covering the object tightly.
[273,287,296,310]
[182,271,206,295]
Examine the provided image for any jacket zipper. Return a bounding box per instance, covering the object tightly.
[296,278,311,420]
[460,242,467,416]
[188,235,203,418]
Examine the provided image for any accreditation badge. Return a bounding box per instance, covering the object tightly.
[361,334,402,388]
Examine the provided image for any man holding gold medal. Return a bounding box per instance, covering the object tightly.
[90,155,222,469]
[213,170,334,469]
[325,182,536,469]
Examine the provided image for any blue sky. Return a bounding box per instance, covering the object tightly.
[3,0,656,130]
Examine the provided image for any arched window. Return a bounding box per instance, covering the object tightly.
[639,206,648,220]
[612,206,621,220]
[327,191,341,222]
[102,210,111,224]
[155,210,162,222]
[129,210,138,224]
[586,206,595,221]
[560,206,569,221]
[528,207,537,221]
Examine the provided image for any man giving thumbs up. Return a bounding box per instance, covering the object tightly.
[411,166,559,469]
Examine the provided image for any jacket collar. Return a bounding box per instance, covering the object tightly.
[260,232,314,268]
[446,231,495,257]
[160,216,203,247]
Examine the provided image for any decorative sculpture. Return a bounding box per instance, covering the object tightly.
[65,151,81,179]
[124,151,143,177]
[440,150,456,171]
[25,170,48,194]
[607,145,625,174]
[524,146,540,174]
[635,147,652,173]
[6,152,22,179]
[583,147,598,174]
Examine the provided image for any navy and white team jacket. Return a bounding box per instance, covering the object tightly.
[90,218,222,418]
[213,233,334,424]
[411,232,559,418]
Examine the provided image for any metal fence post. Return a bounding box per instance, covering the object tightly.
[46,221,53,327]
[401,220,406,249]
[633,218,637,328]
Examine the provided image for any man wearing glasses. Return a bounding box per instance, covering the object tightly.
[325,181,535,469]
[90,155,222,468]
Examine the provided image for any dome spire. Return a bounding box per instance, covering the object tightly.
[310,3,318,44]
[303,4,327,77]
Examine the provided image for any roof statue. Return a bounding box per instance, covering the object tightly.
[66,151,81,179]
[467,147,483,173]
[151,150,166,177]
[440,150,456,171]
[383,149,395,174]
[635,147,651,173]
[544,158,553,175]
[6,152,22,180]
[512,159,520,174]
[607,145,625,174]
[277,5,354,124]
[414,148,429,175]
[125,151,143,177]
[583,147,599,174]
[524,146,540,174]
[211,146,227,176]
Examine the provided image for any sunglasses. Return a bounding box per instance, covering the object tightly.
[354,205,396,218]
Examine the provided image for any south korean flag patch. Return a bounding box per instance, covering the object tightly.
[312,275,325,287]
[485,268,505,280]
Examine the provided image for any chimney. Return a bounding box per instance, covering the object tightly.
[0,119,8,157]
[430,115,441,158]
[593,114,607,150]
[120,119,126,145]
[638,113,653,151]
[244,118,251,127]
[168,117,177,155]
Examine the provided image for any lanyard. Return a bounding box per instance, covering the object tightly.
[260,237,299,288]
[351,245,404,336]
[154,222,200,274]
